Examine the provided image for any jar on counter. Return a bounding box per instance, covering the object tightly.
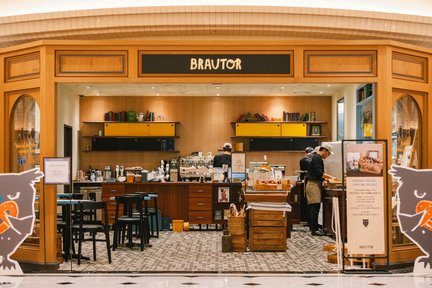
[126,173,135,183]
[134,174,142,183]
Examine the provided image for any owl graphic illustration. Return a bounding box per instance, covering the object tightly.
[0,168,43,274]
[389,165,432,274]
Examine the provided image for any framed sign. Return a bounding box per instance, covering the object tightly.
[231,152,246,182]
[311,124,321,136]
[43,157,71,185]
[218,187,230,203]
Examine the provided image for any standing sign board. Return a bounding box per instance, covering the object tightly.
[345,143,386,255]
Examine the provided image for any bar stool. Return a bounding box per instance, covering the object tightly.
[132,192,152,245]
[112,194,148,251]
[146,193,160,238]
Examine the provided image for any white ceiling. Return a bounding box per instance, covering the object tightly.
[61,83,349,97]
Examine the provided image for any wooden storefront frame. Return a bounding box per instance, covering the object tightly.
[0,39,431,269]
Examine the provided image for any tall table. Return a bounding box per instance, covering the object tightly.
[57,198,93,261]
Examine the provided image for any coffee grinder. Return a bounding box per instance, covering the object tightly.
[169,159,179,182]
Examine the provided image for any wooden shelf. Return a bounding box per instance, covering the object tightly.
[231,135,327,139]
[82,150,180,153]
[83,135,179,139]
[83,121,181,124]
[231,121,327,124]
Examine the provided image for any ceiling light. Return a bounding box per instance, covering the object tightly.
[216,93,220,96]
[280,86,285,90]
[319,91,323,94]
[86,86,91,89]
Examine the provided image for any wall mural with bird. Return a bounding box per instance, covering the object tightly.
[389,165,432,275]
[0,169,43,275]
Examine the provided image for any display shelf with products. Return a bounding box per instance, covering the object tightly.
[231,121,328,151]
[80,121,180,152]
[390,95,422,248]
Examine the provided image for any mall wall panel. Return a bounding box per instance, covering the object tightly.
[5,52,40,82]
[55,50,128,77]
[304,50,377,77]
[392,52,428,82]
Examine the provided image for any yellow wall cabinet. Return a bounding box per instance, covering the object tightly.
[281,123,307,137]
[235,123,281,137]
[105,122,176,137]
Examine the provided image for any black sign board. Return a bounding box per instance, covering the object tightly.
[140,54,291,75]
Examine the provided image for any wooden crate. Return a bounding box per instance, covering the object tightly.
[231,234,247,252]
[249,226,286,251]
[248,210,287,252]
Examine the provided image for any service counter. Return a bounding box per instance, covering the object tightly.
[74,182,243,225]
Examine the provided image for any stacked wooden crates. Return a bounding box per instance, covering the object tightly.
[249,209,287,252]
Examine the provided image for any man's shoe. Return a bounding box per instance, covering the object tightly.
[311,230,326,236]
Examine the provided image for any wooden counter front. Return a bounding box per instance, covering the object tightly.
[100,182,242,225]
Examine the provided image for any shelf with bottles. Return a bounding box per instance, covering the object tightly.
[356,83,374,103]
[356,84,375,139]
[80,121,180,152]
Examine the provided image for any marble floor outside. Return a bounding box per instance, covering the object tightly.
[1,273,430,288]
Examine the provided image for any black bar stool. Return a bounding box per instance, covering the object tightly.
[112,194,149,251]
[146,192,160,238]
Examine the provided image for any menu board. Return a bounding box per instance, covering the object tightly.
[345,143,385,255]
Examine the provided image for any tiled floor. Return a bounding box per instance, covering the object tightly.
[0,273,430,287]
[58,225,342,273]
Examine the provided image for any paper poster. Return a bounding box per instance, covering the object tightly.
[43,157,70,185]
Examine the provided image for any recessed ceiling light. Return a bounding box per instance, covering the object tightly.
[86,86,91,89]
[216,93,220,96]
[151,86,155,90]
[327,84,331,87]
[156,93,160,96]
[319,91,323,94]
[280,86,285,90]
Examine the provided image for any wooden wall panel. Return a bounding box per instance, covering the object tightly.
[304,50,377,77]
[79,95,332,176]
[5,52,40,82]
[55,50,128,77]
[392,52,428,82]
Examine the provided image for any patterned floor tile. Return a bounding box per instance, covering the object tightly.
[58,225,341,273]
